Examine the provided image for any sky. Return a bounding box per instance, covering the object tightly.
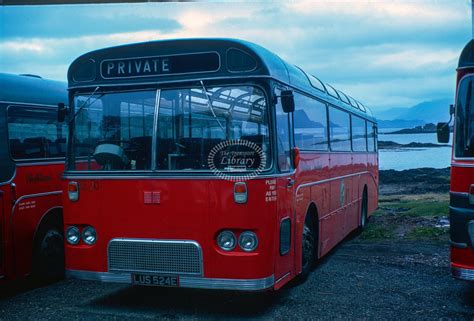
[0,0,472,113]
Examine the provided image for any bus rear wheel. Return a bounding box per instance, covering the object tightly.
[300,215,315,281]
[32,225,65,281]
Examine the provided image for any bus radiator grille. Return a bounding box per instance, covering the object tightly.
[108,239,203,275]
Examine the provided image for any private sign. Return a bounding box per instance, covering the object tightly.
[102,57,170,78]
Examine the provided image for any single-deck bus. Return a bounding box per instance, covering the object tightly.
[62,39,378,290]
[438,39,474,281]
[0,73,67,282]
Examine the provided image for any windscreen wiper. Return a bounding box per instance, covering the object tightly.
[69,86,103,124]
[200,80,226,135]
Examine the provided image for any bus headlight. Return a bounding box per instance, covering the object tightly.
[217,230,236,251]
[239,231,258,252]
[66,226,80,245]
[82,226,97,245]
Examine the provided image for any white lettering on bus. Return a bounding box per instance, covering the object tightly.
[152,59,160,72]
[118,62,125,74]
[265,179,277,202]
[104,57,173,77]
[107,62,115,74]
[134,61,142,73]
[162,58,170,72]
[143,61,151,73]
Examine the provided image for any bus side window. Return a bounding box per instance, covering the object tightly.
[7,106,67,160]
[352,115,367,152]
[329,106,351,152]
[276,95,291,172]
[293,93,328,151]
[366,121,376,152]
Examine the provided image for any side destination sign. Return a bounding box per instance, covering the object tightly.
[100,52,220,79]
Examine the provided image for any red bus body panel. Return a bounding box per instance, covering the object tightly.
[450,61,474,280]
[1,162,64,281]
[63,152,378,290]
[0,74,67,282]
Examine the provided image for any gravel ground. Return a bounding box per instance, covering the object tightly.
[1,237,473,320]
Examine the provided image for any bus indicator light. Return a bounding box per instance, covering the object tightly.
[68,181,79,202]
[293,147,301,168]
[234,182,248,204]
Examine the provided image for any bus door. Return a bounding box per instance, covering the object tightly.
[274,92,295,281]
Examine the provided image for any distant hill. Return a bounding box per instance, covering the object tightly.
[374,107,410,120]
[377,119,425,129]
[374,98,452,125]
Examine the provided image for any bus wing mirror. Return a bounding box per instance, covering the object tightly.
[437,122,450,143]
[57,102,67,123]
[450,104,455,115]
[281,90,295,113]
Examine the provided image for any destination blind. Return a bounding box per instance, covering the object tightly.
[100,52,220,79]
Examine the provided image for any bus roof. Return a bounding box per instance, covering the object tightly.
[0,73,67,107]
[459,39,474,69]
[68,38,375,121]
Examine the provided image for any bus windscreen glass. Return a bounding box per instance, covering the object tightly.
[455,77,474,158]
[157,86,269,171]
[72,90,156,170]
[70,86,270,172]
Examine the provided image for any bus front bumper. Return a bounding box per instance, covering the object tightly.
[66,270,275,291]
[452,266,474,281]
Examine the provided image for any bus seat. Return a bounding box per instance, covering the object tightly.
[9,139,24,159]
[55,138,67,156]
[23,137,46,158]
[130,136,152,169]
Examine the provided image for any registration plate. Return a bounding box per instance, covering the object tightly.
[131,273,180,287]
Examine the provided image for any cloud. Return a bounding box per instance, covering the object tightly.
[0,0,471,111]
[1,5,181,39]
[1,41,48,54]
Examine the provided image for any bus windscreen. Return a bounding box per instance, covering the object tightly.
[455,77,474,158]
[70,85,270,172]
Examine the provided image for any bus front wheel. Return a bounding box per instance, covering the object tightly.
[300,215,316,280]
[32,225,65,281]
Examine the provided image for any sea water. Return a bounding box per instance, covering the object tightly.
[378,130,452,170]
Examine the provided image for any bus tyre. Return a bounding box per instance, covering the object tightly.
[300,215,316,281]
[32,225,65,281]
[360,190,368,230]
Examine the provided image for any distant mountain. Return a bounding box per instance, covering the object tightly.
[374,107,410,121]
[377,119,425,129]
[373,98,452,125]
[397,99,452,124]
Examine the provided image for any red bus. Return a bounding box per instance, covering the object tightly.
[0,73,67,282]
[438,39,474,281]
[62,39,378,290]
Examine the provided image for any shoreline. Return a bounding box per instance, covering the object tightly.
[379,167,450,195]
[378,140,450,149]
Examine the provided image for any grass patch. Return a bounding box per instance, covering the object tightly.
[380,198,448,217]
[360,224,395,240]
[407,227,448,240]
